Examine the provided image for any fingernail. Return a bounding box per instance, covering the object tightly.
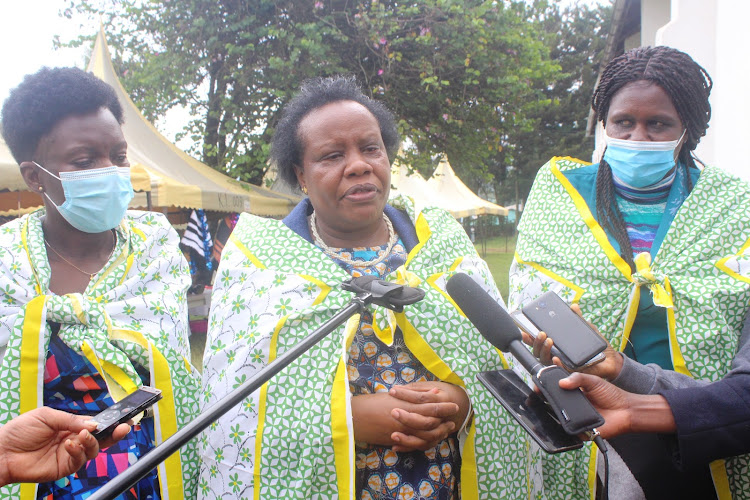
[392,409,400,418]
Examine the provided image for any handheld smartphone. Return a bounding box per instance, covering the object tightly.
[511,309,604,369]
[91,386,162,440]
[521,291,607,370]
[478,369,583,454]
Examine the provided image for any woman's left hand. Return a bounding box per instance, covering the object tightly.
[388,381,470,452]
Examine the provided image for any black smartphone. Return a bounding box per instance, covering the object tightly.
[478,369,583,454]
[521,291,607,370]
[511,308,605,369]
[91,386,162,439]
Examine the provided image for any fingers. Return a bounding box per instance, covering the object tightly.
[532,331,555,365]
[96,423,131,450]
[390,420,456,452]
[40,407,96,435]
[521,331,535,347]
[391,408,443,431]
[389,386,441,405]
[395,401,459,420]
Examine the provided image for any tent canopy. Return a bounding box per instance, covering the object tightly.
[390,158,507,218]
[0,28,299,218]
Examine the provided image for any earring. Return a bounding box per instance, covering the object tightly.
[302,186,308,195]
[38,186,43,192]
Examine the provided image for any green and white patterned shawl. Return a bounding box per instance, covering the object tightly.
[199,196,545,500]
[0,209,200,500]
[509,157,750,500]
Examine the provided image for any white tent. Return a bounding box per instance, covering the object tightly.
[427,159,507,217]
[389,157,507,218]
[0,28,299,218]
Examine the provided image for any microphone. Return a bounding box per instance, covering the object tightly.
[446,272,604,435]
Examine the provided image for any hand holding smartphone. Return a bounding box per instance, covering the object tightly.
[91,386,162,440]
[516,291,607,370]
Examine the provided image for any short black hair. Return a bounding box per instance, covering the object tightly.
[1,67,124,164]
[270,75,400,188]
[592,45,712,163]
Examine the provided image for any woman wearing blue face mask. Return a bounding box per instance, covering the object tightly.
[0,67,200,499]
[509,46,750,500]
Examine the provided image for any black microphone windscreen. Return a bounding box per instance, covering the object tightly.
[446,272,522,352]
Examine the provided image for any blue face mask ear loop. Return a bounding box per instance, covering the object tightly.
[31,161,65,209]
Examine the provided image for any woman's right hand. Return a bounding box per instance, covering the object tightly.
[351,388,459,452]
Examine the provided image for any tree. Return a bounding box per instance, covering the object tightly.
[64,0,559,185]
[491,0,612,208]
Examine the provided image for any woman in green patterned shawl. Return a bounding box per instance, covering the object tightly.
[511,46,750,499]
[0,67,200,499]
[199,76,532,499]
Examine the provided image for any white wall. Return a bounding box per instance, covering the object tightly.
[657,0,750,181]
[641,0,671,46]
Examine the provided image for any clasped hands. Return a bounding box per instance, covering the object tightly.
[351,380,470,453]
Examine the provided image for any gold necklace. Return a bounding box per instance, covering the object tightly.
[310,211,397,267]
[44,231,116,281]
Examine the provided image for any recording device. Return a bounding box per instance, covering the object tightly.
[478,369,583,453]
[91,386,162,439]
[522,291,607,369]
[446,273,604,436]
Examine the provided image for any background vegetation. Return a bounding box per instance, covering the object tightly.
[65,0,611,210]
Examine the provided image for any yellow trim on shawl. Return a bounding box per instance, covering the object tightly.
[587,443,598,500]
[405,214,431,267]
[461,423,479,500]
[618,287,640,352]
[634,253,674,308]
[550,159,632,280]
[110,329,185,500]
[716,237,750,284]
[665,282,691,377]
[513,253,586,303]
[19,295,46,415]
[18,295,48,500]
[253,315,288,500]
[118,253,135,286]
[80,343,137,401]
[231,234,268,269]
[331,316,360,499]
[710,459,732,500]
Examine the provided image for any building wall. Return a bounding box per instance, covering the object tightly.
[641,0,670,46]
[594,0,750,182]
[657,0,750,181]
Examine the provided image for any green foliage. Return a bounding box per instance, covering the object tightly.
[492,0,613,207]
[63,0,610,192]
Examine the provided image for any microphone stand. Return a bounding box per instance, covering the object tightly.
[90,276,424,500]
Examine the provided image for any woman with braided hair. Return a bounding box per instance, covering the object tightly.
[509,46,750,499]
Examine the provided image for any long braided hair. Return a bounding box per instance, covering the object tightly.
[591,46,712,270]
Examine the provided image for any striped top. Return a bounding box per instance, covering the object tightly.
[613,168,675,254]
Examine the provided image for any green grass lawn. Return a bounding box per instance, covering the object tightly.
[475,234,516,303]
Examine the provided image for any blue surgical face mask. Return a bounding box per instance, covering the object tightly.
[33,161,134,233]
[602,129,686,188]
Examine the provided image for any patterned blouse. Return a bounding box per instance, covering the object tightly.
[37,324,159,500]
[315,226,460,500]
